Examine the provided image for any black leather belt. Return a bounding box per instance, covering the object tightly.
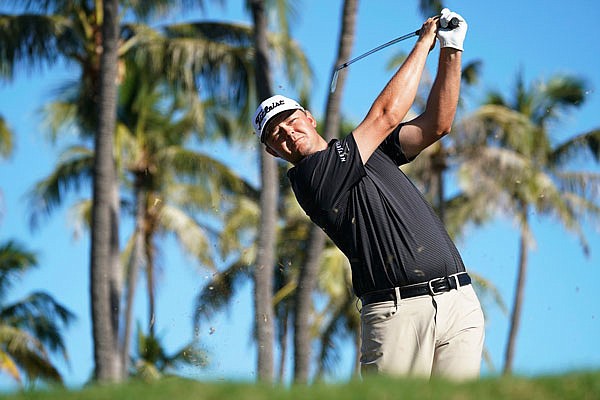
[360,272,471,306]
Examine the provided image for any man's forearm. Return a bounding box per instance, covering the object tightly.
[368,39,432,127]
[353,17,438,163]
[424,48,462,135]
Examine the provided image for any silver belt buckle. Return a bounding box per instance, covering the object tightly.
[428,277,446,296]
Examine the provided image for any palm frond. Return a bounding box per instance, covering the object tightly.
[0,116,13,159]
[485,90,508,107]
[162,147,258,201]
[124,0,214,21]
[549,191,593,256]
[0,350,21,382]
[553,170,600,201]
[0,240,37,297]
[0,291,75,359]
[125,21,253,105]
[65,198,92,240]
[0,324,62,384]
[545,75,586,102]
[133,359,161,381]
[472,104,541,155]
[163,21,254,46]
[443,191,493,239]
[469,271,507,315]
[193,261,251,327]
[417,0,444,17]
[315,295,357,377]
[41,99,82,142]
[462,60,482,86]
[551,128,600,165]
[3,1,83,13]
[10,345,62,384]
[0,13,75,79]
[269,30,313,96]
[27,145,94,229]
[165,341,208,370]
[219,197,259,256]
[156,204,215,270]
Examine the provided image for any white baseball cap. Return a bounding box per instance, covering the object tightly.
[252,95,304,142]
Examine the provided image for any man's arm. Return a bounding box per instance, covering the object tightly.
[398,48,462,159]
[352,17,438,164]
[398,9,467,159]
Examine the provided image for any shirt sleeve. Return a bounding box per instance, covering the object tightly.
[378,124,414,166]
[288,133,365,221]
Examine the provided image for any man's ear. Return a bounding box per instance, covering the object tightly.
[306,110,317,127]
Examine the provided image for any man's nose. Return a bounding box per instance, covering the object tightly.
[281,125,296,137]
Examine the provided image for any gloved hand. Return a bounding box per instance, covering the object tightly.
[437,8,467,51]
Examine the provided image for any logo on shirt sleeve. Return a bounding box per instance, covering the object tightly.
[334,141,349,162]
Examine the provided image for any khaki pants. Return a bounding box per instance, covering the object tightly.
[360,284,485,380]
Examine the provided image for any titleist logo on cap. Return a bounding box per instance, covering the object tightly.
[252,95,303,140]
[255,99,285,129]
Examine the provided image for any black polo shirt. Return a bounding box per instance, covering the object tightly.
[287,130,466,297]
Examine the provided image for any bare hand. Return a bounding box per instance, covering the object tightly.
[418,17,438,51]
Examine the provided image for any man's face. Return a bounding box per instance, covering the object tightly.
[262,109,325,164]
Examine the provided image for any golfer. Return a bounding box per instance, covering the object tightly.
[252,9,484,380]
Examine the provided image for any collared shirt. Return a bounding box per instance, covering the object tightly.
[288,129,465,297]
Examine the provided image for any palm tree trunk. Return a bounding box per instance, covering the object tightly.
[121,183,146,376]
[146,230,157,337]
[277,308,289,383]
[254,151,278,383]
[293,228,325,383]
[293,0,358,384]
[250,0,277,382]
[90,0,122,382]
[503,208,530,375]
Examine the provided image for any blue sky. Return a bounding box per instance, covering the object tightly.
[1,0,599,390]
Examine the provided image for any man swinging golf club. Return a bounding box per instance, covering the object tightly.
[252,9,484,380]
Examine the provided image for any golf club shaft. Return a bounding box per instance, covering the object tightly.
[335,30,419,73]
[330,17,459,93]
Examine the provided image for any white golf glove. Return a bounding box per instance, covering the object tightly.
[437,8,467,51]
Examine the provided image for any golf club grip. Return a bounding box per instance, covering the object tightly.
[435,16,460,29]
[415,16,459,35]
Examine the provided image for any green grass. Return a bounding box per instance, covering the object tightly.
[1,371,599,400]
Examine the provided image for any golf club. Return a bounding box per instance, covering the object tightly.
[330,17,459,93]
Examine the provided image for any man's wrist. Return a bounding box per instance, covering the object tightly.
[440,47,462,60]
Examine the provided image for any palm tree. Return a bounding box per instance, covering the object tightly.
[115,48,259,366]
[194,150,357,381]
[459,71,600,375]
[89,0,122,381]
[131,0,307,385]
[29,56,259,373]
[129,323,207,381]
[293,0,359,383]
[0,0,286,382]
[245,0,312,382]
[249,0,278,382]
[10,0,308,382]
[0,240,75,386]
